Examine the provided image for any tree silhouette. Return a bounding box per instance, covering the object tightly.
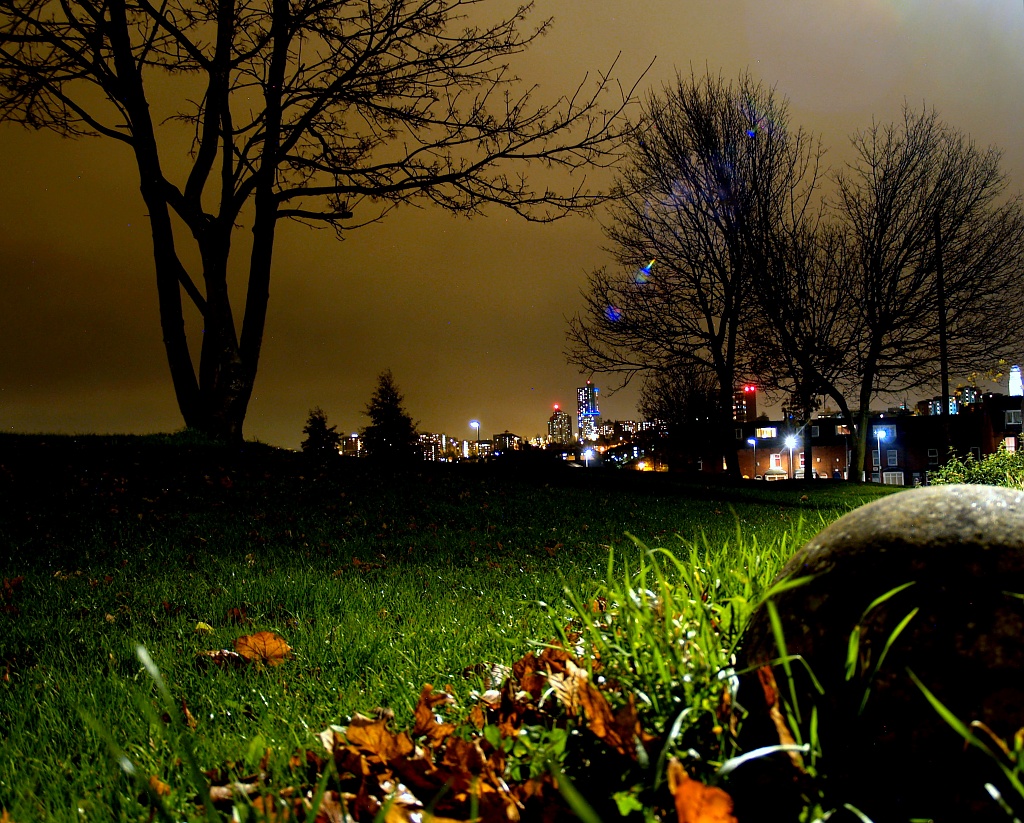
[361,369,419,462]
[0,0,640,441]
[567,71,822,477]
[300,407,341,460]
[833,106,1024,475]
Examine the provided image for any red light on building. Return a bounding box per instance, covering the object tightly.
[744,384,756,393]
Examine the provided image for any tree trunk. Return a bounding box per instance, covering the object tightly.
[718,385,741,478]
[801,412,814,481]
[852,405,872,483]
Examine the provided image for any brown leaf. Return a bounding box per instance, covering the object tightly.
[148,775,171,797]
[757,665,805,772]
[2,577,24,603]
[344,715,415,762]
[411,684,456,747]
[312,790,347,823]
[251,793,297,822]
[668,758,737,823]
[226,606,249,625]
[553,660,655,758]
[181,698,198,729]
[234,631,291,666]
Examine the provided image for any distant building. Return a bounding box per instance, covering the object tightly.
[577,381,600,442]
[419,432,457,462]
[928,397,959,416]
[341,433,362,457]
[1011,365,1023,397]
[957,386,981,406]
[733,385,757,422]
[493,431,522,453]
[547,405,573,444]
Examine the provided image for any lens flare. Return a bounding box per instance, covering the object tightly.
[633,259,655,284]
[605,305,623,322]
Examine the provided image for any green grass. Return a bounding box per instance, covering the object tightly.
[0,433,896,821]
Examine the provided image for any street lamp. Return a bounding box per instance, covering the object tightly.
[747,437,757,477]
[876,427,887,483]
[584,448,595,468]
[784,435,797,479]
[470,420,480,458]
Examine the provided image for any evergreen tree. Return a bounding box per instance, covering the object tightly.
[361,371,420,462]
[301,407,342,460]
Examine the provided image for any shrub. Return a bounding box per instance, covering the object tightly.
[929,444,1024,489]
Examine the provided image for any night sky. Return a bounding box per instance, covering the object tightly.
[3,1,1023,449]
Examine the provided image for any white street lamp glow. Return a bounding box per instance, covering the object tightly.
[470,420,481,458]
[785,435,796,479]
[876,428,888,481]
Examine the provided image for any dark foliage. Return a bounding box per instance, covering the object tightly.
[361,370,420,463]
[301,407,342,460]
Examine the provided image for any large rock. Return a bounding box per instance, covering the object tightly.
[734,485,1024,822]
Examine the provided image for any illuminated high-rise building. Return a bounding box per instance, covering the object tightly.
[577,381,600,442]
[733,385,757,422]
[548,405,573,444]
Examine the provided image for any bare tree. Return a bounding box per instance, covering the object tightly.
[1,0,640,440]
[746,220,861,479]
[833,105,1024,475]
[566,71,823,476]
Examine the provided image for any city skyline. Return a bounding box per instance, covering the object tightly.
[4,1,1024,449]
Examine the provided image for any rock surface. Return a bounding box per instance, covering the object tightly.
[734,484,1024,822]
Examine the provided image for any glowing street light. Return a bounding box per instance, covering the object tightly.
[469,420,480,457]
[784,435,797,480]
[876,427,888,482]
[584,448,595,468]
[747,437,757,477]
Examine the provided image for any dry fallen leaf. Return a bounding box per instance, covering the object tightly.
[411,684,456,748]
[234,631,292,666]
[344,715,415,762]
[148,775,171,797]
[181,698,198,729]
[757,666,805,772]
[668,758,737,823]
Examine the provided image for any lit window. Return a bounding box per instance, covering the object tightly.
[835,425,851,436]
[756,426,777,439]
[770,453,782,469]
